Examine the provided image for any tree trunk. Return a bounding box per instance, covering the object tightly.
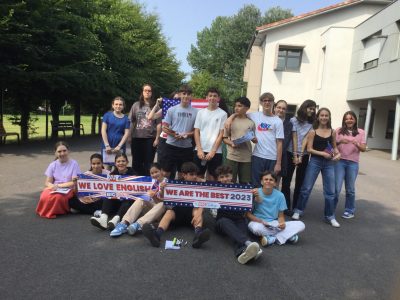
[91,112,97,135]
[73,98,81,137]
[19,99,30,142]
[50,100,62,139]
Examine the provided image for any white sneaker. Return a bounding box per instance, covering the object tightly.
[238,242,260,264]
[292,212,300,220]
[254,248,263,260]
[90,213,108,229]
[330,219,340,228]
[107,215,120,230]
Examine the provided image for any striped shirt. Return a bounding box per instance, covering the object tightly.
[288,117,313,155]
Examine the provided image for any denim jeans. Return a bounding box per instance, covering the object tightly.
[334,159,359,214]
[251,155,276,187]
[281,152,310,210]
[294,156,336,220]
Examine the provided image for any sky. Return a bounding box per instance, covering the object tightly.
[139,0,341,78]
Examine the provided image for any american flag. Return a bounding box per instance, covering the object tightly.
[161,98,209,118]
[324,141,334,156]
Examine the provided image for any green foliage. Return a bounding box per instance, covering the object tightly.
[8,114,39,136]
[188,5,293,101]
[0,0,183,140]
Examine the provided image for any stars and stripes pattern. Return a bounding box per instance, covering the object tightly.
[161,98,209,118]
[163,180,253,211]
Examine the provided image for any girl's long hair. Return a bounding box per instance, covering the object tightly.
[297,99,316,124]
[339,111,359,137]
[313,107,332,129]
[139,84,155,109]
[89,153,104,171]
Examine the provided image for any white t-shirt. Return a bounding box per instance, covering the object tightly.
[248,112,284,160]
[194,107,227,153]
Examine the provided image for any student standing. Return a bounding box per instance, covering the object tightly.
[194,87,227,181]
[334,111,366,219]
[162,85,197,179]
[249,92,284,187]
[273,100,292,187]
[292,108,341,228]
[101,97,130,168]
[129,84,160,175]
[281,100,316,214]
[223,97,256,184]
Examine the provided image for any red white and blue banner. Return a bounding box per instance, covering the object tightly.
[77,173,153,200]
[161,98,208,118]
[164,180,253,211]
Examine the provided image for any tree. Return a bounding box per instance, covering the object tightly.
[0,0,184,140]
[188,5,292,103]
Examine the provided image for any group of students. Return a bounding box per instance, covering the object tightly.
[36,83,366,264]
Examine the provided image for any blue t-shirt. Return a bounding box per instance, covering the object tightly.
[164,105,197,148]
[253,188,287,222]
[102,111,130,150]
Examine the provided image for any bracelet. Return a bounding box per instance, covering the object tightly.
[105,144,110,147]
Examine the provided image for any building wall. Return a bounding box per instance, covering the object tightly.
[348,0,400,100]
[243,45,264,111]
[247,3,387,122]
[316,27,355,127]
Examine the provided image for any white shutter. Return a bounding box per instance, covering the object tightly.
[363,38,381,63]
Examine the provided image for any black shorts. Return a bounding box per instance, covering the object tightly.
[163,143,194,173]
[172,206,193,226]
[193,152,222,178]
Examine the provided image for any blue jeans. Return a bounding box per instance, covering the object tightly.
[334,159,359,214]
[251,155,276,187]
[294,156,336,220]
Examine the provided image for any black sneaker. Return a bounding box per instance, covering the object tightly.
[192,228,210,248]
[142,224,160,247]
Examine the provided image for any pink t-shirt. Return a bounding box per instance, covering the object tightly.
[336,128,366,163]
[45,159,81,184]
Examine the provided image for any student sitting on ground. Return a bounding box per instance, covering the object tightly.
[90,153,136,230]
[36,141,81,219]
[142,162,210,248]
[110,163,167,237]
[69,153,110,215]
[247,171,305,246]
[214,165,262,264]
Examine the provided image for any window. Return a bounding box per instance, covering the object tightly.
[364,59,378,69]
[285,105,297,121]
[385,110,395,139]
[362,31,385,70]
[275,46,303,71]
[358,108,375,137]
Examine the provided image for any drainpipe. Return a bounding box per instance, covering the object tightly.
[391,96,400,160]
[364,99,372,143]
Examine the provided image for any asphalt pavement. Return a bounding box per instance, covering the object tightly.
[0,136,399,300]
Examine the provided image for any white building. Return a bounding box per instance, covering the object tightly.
[243,0,400,160]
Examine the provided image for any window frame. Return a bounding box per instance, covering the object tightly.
[274,45,304,72]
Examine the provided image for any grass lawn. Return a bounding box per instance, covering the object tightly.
[1,114,99,143]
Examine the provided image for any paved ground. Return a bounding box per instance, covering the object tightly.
[0,136,399,300]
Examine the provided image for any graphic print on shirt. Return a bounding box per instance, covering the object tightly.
[257,122,273,131]
[177,112,193,118]
[136,110,152,129]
